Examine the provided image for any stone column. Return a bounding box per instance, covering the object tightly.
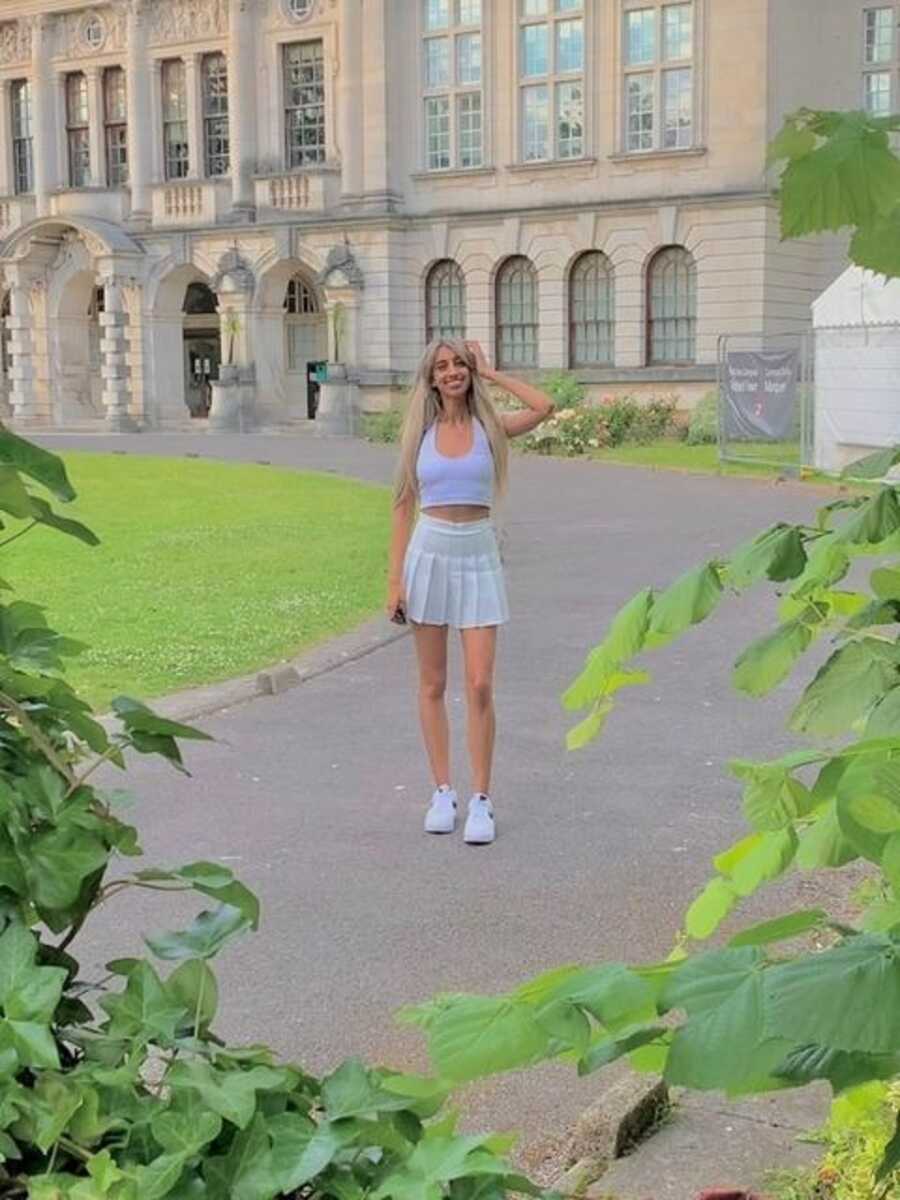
[361,0,390,205]
[126,0,152,217]
[31,15,57,215]
[100,278,134,431]
[149,59,163,183]
[7,279,39,424]
[85,66,104,187]
[185,52,203,178]
[228,0,256,216]
[317,288,361,436]
[339,0,363,200]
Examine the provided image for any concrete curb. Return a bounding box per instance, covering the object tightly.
[141,614,410,724]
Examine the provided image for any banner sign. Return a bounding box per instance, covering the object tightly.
[722,350,799,441]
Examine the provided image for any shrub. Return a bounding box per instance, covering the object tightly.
[519,406,608,456]
[600,395,678,446]
[539,370,586,410]
[0,431,538,1200]
[362,408,403,443]
[685,389,719,445]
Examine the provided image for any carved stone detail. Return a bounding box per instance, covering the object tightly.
[57,7,126,57]
[318,243,364,291]
[0,20,32,67]
[211,249,255,293]
[148,0,228,45]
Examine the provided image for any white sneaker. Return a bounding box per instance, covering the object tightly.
[424,787,457,834]
[464,794,495,845]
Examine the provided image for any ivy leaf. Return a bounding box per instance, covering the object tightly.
[203,1112,279,1200]
[166,1061,292,1130]
[25,828,108,912]
[100,961,188,1042]
[167,960,218,1031]
[145,903,251,962]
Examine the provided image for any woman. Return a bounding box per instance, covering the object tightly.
[386,339,554,844]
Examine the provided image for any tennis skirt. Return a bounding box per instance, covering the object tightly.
[403,514,509,628]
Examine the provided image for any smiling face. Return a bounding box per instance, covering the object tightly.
[431,344,472,407]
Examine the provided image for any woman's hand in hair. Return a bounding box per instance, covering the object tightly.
[465,340,495,380]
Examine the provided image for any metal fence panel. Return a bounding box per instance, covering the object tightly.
[717,333,813,474]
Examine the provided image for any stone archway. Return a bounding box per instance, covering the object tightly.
[146,264,220,426]
[254,257,326,423]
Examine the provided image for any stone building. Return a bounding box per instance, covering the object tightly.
[0,0,876,431]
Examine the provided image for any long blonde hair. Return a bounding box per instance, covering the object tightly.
[393,338,509,506]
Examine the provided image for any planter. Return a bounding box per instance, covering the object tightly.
[208,380,255,432]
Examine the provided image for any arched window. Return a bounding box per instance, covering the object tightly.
[496,256,538,369]
[647,246,695,364]
[284,274,325,371]
[425,260,466,344]
[183,282,218,314]
[569,252,614,366]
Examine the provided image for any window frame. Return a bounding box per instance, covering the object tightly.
[517,0,586,164]
[620,0,697,155]
[425,259,467,344]
[65,71,90,188]
[495,255,539,370]
[283,40,327,168]
[161,58,190,181]
[862,5,899,116]
[201,50,229,178]
[646,245,696,366]
[569,251,615,367]
[284,275,323,373]
[10,79,34,195]
[103,65,128,187]
[420,0,485,172]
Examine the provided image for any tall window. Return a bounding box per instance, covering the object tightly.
[623,2,694,153]
[284,41,326,166]
[426,260,466,343]
[647,246,695,364]
[201,52,229,176]
[570,252,614,366]
[104,67,128,186]
[284,276,323,371]
[496,256,539,369]
[162,59,189,180]
[66,72,90,187]
[10,80,33,194]
[863,7,897,115]
[519,0,584,162]
[423,0,483,170]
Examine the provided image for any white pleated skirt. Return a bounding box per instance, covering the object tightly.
[403,514,509,628]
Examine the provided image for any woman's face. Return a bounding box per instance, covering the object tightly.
[431,345,472,405]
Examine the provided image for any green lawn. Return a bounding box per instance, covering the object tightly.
[585,440,814,478]
[9,452,391,708]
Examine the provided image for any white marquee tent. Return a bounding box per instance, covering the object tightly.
[813,266,900,472]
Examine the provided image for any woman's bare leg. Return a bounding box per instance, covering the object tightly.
[412,622,451,787]
[459,626,497,795]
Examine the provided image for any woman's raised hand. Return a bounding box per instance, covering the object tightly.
[465,340,492,376]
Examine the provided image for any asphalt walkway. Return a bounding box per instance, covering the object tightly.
[36,432,833,1184]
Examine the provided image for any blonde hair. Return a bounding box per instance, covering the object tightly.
[393,338,509,506]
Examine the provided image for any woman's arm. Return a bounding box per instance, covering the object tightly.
[386,489,416,617]
[467,341,554,438]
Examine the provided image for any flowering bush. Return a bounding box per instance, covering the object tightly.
[519,404,609,456]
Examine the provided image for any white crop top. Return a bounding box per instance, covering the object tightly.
[416,419,494,508]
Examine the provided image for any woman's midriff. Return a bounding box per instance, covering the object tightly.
[421,505,490,523]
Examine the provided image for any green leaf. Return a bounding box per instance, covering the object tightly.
[646,563,723,646]
[774,1044,900,1093]
[111,697,212,741]
[865,687,900,736]
[835,488,900,545]
[27,497,99,547]
[100,961,188,1042]
[0,468,35,520]
[167,960,218,1031]
[25,828,108,912]
[729,829,798,898]
[0,923,67,1025]
[843,446,900,481]
[684,878,738,940]
[271,1117,352,1192]
[418,995,549,1082]
[0,429,76,501]
[876,1110,900,1182]
[145,904,251,961]
[566,700,612,751]
[166,1061,291,1130]
[789,639,900,736]
[732,620,813,697]
[764,934,900,1054]
[767,117,817,167]
[796,804,859,869]
[203,1113,278,1200]
[577,1025,667,1076]
[562,588,653,711]
[728,909,826,949]
[884,832,900,894]
[726,524,808,588]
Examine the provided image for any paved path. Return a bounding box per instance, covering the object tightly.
[37,433,832,1157]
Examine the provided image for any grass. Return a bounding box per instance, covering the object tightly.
[9,452,391,708]
[583,439,827,480]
